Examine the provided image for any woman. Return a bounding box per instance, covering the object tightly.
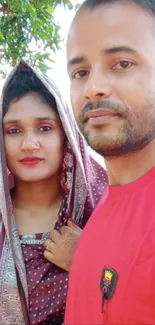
[0,60,108,325]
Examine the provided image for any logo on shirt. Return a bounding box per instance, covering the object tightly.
[100,266,118,301]
[104,270,113,283]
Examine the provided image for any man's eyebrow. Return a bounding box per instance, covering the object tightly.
[104,46,138,55]
[67,56,85,69]
[3,117,56,124]
[67,47,138,69]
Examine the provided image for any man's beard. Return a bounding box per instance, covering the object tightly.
[77,99,155,158]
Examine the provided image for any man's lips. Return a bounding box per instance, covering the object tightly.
[84,109,120,126]
[85,108,120,119]
[19,157,44,166]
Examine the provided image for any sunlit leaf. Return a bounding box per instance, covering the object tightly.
[24,2,37,17]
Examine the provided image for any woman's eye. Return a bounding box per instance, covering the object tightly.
[39,126,52,132]
[113,60,134,70]
[73,70,89,79]
[7,128,20,134]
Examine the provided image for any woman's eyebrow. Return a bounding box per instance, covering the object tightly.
[3,117,56,124]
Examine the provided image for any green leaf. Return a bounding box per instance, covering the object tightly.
[24,2,37,17]
[0,31,3,41]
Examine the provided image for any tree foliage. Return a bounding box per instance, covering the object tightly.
[0,0,73,77]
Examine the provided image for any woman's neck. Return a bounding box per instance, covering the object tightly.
[12,175,64,211]
[11,175,65,235]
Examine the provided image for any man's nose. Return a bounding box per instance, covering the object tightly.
[84,67,112,101]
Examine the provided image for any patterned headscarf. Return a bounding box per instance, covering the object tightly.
[0,60,108,324]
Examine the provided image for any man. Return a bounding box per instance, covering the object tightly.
[65,0,155,324]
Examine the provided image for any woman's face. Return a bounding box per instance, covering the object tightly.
[3,92,65,182]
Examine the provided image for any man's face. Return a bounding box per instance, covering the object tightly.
[67,1,155,157]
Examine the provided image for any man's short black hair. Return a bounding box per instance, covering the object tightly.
[2,69,57,117]
[80,0,155,15]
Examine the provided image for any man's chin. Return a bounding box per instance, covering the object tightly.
[83,133,127,158]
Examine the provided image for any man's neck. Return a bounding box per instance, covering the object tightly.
[105,138,155,186]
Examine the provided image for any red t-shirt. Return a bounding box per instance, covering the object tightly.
[65,168,155,325]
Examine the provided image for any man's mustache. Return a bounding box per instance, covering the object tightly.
[82,99,123,114]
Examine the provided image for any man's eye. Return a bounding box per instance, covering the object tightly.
[73,70,89,79]
[39,126,52,132]
[7,128,20,134]
[113,60,134,70]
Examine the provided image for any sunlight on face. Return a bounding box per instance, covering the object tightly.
[3,92,66,182]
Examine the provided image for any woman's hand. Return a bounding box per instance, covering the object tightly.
[44,220,82,271]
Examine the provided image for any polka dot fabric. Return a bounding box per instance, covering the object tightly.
[21,233,68,325]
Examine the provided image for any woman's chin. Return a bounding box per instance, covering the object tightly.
[14,173,51,183]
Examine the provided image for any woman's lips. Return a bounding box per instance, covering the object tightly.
[19,157,44,166]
